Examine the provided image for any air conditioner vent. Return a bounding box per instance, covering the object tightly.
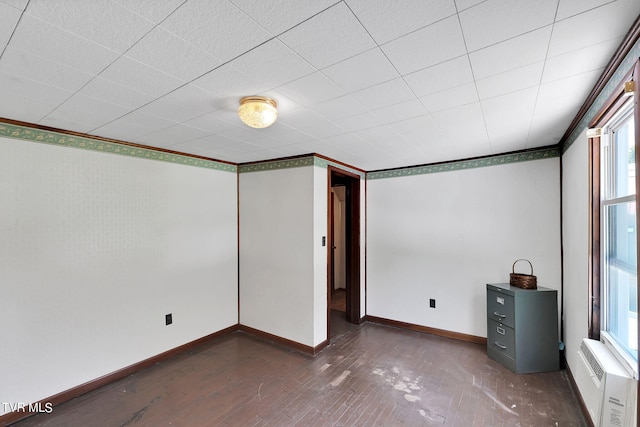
[581,339,604,381]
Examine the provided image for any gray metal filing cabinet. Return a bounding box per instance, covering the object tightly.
[486,283,559,373]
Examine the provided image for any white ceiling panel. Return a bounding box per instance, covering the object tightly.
[160,0,272,63]
[548,0,640,58]
[43,93,131,132]
[9,14,119,75]
[421,82,479,113]
[279,2,376,69]
[403,56,474,97]
[352,78,415,111]
[372,99,428,126]
[322,48,399,92]
[469,27,552,80]
[459,0,557,52]
[78,77,154,110]
[381,15,467,75]
[556,0,613,21]
[0,1,637,171]
[230,39,316,92]
[111,0,185,24]
[99,56,184,96]
[0,3,21,47]
[26,0,154,53]
[476,62,544,100]
[276,72,346,106]
[0,71,70,122]
[125,27,221,82]
[228,0,338,35]
[0,47,94,92]
[431,102,489,146]
[1,0,28,10]
[345,0,457,44]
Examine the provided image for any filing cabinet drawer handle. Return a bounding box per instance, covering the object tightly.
[494,342,507,350]
[493,312,506,319]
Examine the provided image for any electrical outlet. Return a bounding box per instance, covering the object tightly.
[429,299,436,308]
[165,313,173,325]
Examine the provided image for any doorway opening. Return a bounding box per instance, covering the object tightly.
[328,166,361,340]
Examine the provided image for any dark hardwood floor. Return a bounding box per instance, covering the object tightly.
[13,313,586,426]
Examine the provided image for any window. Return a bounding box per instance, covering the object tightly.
[601,100,637,363]
[589,60,639,376]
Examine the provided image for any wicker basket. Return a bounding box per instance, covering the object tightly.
[509,259,537,289]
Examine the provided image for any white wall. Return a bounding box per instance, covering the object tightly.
[0,136,238,415]
[561,131,590,376]
[367,158,561,337]
[239,165,323,347]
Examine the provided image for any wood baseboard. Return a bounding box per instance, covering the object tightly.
[0,325,239,427]
[238,324,327,355]
[364,315,487,345]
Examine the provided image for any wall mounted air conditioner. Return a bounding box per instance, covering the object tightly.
[574,338,636,427]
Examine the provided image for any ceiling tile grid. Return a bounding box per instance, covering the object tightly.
[0,0,638,170]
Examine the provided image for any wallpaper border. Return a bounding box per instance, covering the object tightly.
[367,146,560,180]
[0,122,237,173]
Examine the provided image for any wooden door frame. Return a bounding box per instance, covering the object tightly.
[327,166,362,336]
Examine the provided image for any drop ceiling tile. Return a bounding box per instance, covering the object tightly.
[43,93,131,132]
[454,0,486,11]
[431,102,489,146]
[0,47,94,92]
[276,72,346,106]
[26,0,154,53]
[345,0,457,44]
[322,48,399,92]
[381,15,466,75]
[390,115,447,143]
[556,0,613,20]
[255,129,315,148]
[476,62,544,100]
[1,0,28,10]
[421,82,478,113]
[0,71,69,122]
[160,0,272,63]
[372,99,427,126]
[0,2,20,47]
[99,56,184,96]
[311,95,365,121]
[228,0,337,35]
[111,0,185,24]
[469,27,552,80]
[333,111,379,132]
[230,38,316,92]
[279,2,376,69]
[91,120,158,142]
[459,0,557,52]
[125,27,221,81]
[481,87,537,149]
[548,0,640,57]
[296,119,346,139]
[191,63,261,97]
[145,84,220,120]
[352,78,415,111]
[279,106,332,129]
[134,124,211,148]
[542,38,619,83]
[183,113,240,134]
[9,14,119,75]
[403,55,473,97]
[114,110,178,133]
[78,76,155,110]
[536,69,602,107]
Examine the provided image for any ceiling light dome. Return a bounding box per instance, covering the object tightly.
[238,96,278,128]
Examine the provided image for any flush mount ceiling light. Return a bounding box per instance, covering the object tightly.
[238,96,278,128]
